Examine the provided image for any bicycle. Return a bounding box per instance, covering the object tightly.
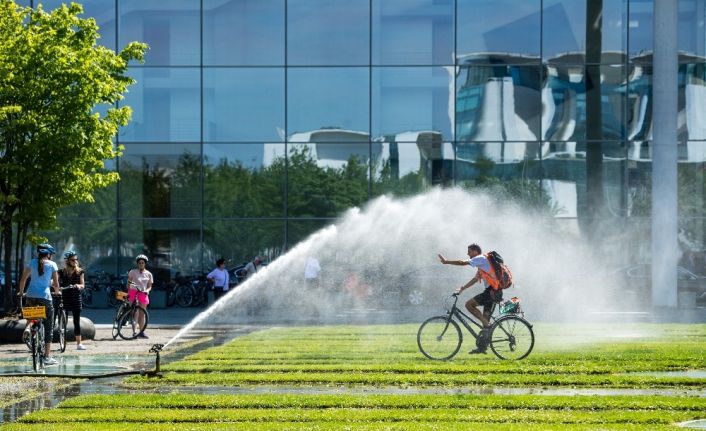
[174,273,209,307]
[417,293,535,360]
[111,288,149,340]
[52,287,70,353]
[19,295,47,371]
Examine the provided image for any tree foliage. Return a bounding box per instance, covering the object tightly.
[0,1,147,308]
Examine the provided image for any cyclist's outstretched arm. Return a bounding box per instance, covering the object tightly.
[438,254,468,266]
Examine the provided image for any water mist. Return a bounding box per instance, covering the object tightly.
[165,187,619,348]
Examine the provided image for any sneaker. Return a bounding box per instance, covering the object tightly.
[137,332,149,339]
[43,357,59,366]
[76,344,87,350]
[468,348,487,355]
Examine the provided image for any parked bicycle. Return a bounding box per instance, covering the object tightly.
[174,273,209,307]
[417,293,534,360]
[19,295,47,371]
[111,288,149,340]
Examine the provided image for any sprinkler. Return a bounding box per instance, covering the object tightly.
[149,343,164,375]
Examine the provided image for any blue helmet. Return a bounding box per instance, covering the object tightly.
[63,250,77,259]
[36,243,55,255]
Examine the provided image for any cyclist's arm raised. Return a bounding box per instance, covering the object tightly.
[438,254,469,266]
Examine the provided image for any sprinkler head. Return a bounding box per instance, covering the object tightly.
[149,344,164,354]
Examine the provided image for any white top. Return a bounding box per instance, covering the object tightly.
[128,269,153,292]
[244,261,260,279]
[467,255,491,287]
[207,267,229,291]
[304,257,321,279]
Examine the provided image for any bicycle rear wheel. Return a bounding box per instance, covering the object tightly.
[417,316,462,360]
[489,315,534,360]
[117,307,149,340]
[57,311,67,353]
[175,284,194,307]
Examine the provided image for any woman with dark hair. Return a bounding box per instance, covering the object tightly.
[207,258,230,301]
[17,243,61,366]
[58,251,86,350]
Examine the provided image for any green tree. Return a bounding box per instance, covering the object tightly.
[0,1,146,308]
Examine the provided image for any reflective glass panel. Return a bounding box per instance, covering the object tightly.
[119,143,202,218]
[457,0,541,61]
[372,0,453,65]
[371,142,444,196]
[44,219,117,274]
[287,68,369,136]
[679,63,706,142]
[203,68,284,142]
[372,67,453,141]
[287,0,369,65]
[119,0,200,66]
[203,143,286,218]
[119,68,200,142]
[119,219,202,283]
[678,0,706,60]
[287,143,370,217]
[678,141,706,270]
[626,63,651,142]
[203,0,284,66]
[629,0,653,57]
[59,182,117,218]
[456,65,542,142]
[204,220,284,267]
[542,141,627,218]
[40,0,116,50]
[543,64,626,141]
[542,0,628,61]
[16,0,30,6]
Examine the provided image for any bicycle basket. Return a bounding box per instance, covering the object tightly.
[115,291,128,301]
[22,306,46,319]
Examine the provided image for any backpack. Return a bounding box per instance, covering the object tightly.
[486,251,513,289]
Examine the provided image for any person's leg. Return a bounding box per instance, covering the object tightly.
[73,310,83,346]
[43,299,54,357]
[465,297,491,328]
[137,292,149,335]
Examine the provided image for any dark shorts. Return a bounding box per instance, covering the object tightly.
[473,287,502,307]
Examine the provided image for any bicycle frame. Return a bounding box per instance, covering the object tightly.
[446,295,496,341]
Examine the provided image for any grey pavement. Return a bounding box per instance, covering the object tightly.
[81,305,207,326]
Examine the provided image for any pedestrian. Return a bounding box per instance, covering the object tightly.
[58,250,86,350]
[127,254,153,339]
[16,243,61,366]
[304,256,321,289]
[243,256,262,281]
[207,258,230,301]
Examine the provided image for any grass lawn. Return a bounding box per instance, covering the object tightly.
[2,323,704,430]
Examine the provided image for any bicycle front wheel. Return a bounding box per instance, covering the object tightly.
[57,311,67,353]
[489,315,535,360]
[175,285,194,307]
[417,316,462,360]
[117,307,149,340]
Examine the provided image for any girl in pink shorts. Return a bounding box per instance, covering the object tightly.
[127,254,153,338]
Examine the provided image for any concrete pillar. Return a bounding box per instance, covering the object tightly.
[651,0,679,308]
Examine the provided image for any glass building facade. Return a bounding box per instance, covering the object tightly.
[23,0,706,279]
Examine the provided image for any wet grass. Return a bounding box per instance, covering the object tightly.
[2,323,704,430]
[129,323,706,388]
[2,393,704,430]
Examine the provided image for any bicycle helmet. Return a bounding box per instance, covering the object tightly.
[36,243,55,255]
[63,250,78,259]
[135,254,149,263]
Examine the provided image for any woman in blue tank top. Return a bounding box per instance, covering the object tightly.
[17,243,62,366]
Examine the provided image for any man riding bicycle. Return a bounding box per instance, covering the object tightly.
[438,243,502,354]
